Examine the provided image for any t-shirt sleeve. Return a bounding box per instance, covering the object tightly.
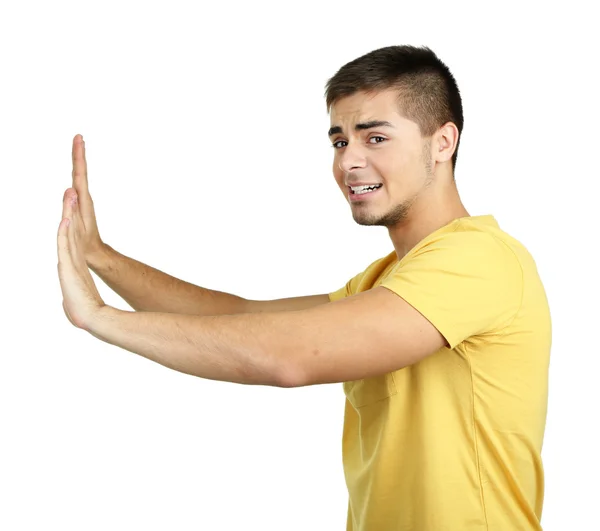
[328,270,365,302]
[379,231,523,350]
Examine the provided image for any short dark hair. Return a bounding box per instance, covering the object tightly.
[325,45,464,170]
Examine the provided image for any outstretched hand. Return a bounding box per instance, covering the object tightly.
[57,135,106,329]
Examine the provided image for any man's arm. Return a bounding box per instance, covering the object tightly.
[86,287,446,388]
[88,243,330,315]
[58,190,445,388]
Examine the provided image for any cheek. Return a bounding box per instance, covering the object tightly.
[376,152,408,183]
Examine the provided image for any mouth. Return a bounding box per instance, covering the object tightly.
[348,183,383,201]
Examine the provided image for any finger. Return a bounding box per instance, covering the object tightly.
[71,135,96,223]
[72,194,85,227]
[71,134,89,195]
[62,188,76,220]
[66,194,81,258]
[58,195,82,277]
[57,216,71,266]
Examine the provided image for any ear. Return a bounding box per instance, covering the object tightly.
[432,122,459,164]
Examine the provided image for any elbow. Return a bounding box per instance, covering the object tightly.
[273,357,308,389]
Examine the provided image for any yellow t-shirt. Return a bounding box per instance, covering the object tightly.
[329,215,551,531]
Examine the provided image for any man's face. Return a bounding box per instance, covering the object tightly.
[329,88,434,227]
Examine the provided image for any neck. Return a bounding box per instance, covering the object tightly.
[387,179,470,261]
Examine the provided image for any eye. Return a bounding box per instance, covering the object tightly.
[369,136,386,144]
[332,140,347,149]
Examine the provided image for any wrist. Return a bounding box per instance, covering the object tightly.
[86,242,113,272]
[86,304,123,340]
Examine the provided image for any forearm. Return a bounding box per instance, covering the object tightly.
[87,306,291,386]
[87,244,248,315]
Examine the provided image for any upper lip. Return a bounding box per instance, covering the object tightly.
[346,182,382,188]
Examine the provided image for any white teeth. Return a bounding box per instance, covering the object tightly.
[351,184,382,194]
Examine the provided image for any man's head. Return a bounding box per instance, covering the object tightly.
[325,46,463,228]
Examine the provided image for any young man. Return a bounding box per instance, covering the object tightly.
[57,45,551,530]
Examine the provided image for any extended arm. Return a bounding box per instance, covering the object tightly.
[85,286,447,388]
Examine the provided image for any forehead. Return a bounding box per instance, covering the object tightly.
[329,88,403,124]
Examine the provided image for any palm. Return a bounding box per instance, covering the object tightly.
[57,135,106,329]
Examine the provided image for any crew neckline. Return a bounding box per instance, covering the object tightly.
[391,214,499,266]
[453,214,497,225]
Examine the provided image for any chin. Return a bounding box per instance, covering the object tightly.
[352,204,410,227]
[352,212,385,227]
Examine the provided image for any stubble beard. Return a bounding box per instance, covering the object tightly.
[353,143,434,228]
[352,196,414,227]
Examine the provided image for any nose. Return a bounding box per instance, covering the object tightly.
[338,142,367,173]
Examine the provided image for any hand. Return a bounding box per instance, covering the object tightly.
[70,134,105,262]
[58,136,106,330]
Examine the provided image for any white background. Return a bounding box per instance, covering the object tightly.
[1,1,598,529]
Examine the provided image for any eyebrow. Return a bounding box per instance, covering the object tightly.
[327,120,394,137]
